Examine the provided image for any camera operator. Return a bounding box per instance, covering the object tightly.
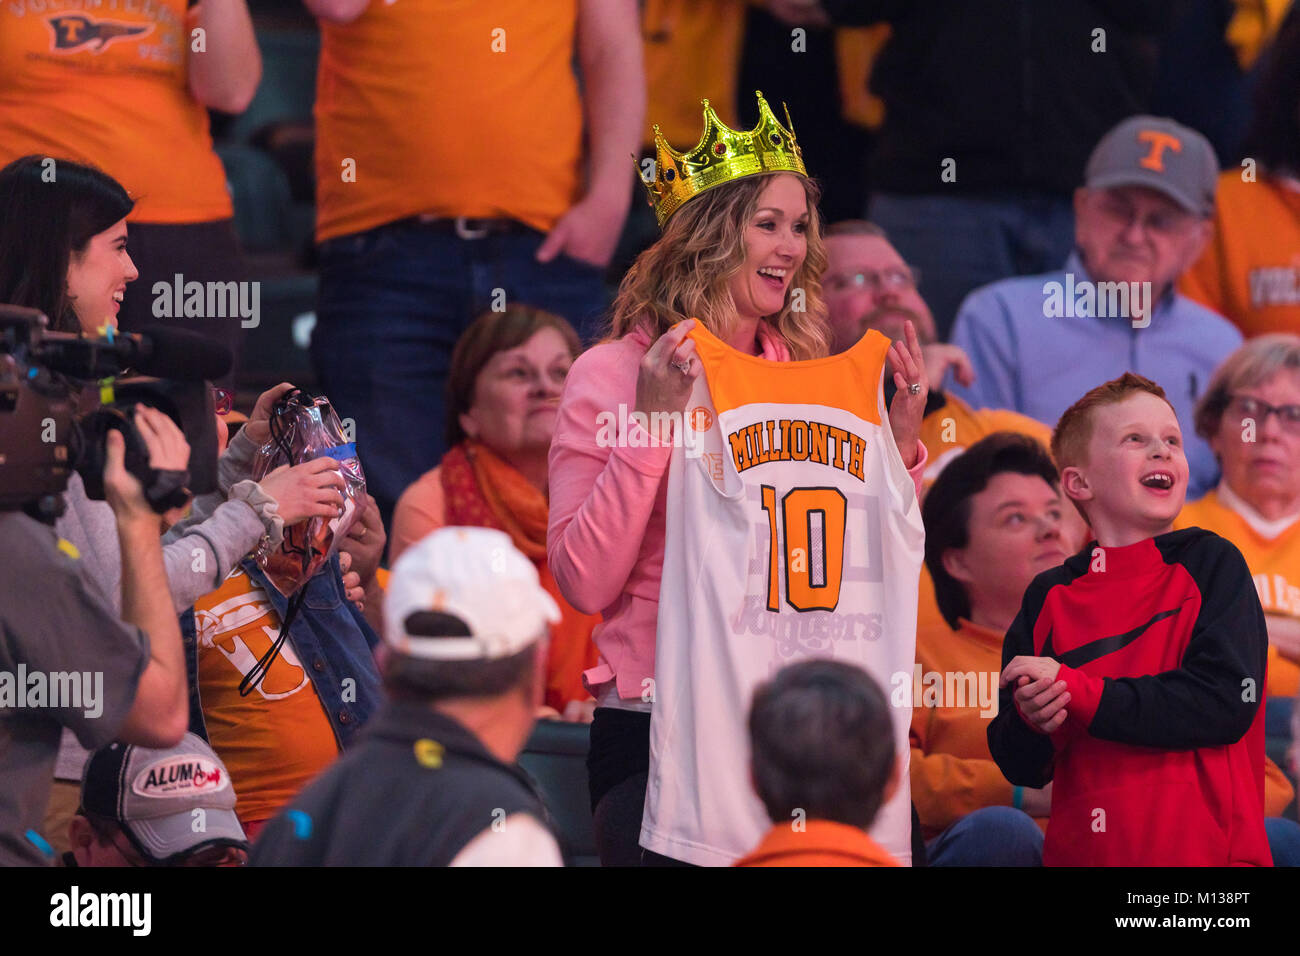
[0,158,353,848]
[44,384,350,851]
[0,407,192,865]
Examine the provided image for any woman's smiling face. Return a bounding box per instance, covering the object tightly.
[726,174,809,320]
[66,217,137,333]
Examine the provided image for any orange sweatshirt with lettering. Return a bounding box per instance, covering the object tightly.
[1180,171,1300,339]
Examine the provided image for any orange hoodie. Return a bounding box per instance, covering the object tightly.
[734,820,899,867]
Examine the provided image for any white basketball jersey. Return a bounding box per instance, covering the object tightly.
[640,325,925,866]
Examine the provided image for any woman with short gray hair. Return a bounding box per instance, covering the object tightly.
[1176,335,1300,863]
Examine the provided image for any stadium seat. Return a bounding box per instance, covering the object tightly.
[225,28,319,144]
[215,143,294,254]
[215,143,320,399]
[518,720,599,866]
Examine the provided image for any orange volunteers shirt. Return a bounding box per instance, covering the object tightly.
[0,0,232,224]
[835,24,891,130]
[315,0,583,242]
[734,819,899,867]
[1180,171,1300,338]
[1175,488,1300,698]
[193,567,339,825]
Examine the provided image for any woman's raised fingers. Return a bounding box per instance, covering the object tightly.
[648,319,697,364]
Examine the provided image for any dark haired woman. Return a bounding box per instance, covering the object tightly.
[0,156,348,854]
[0,156,137,335]
[0,0,260,379]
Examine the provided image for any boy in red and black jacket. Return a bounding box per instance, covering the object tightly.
[987,373,1271,866]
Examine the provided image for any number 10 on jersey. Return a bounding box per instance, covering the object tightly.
[760,485,847,613]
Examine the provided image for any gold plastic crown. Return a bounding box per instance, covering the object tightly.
[642,90,806,227]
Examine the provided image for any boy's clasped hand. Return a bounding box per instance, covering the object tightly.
[1000,656,1069,734]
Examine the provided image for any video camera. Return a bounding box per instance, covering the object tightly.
[0,305,233,520]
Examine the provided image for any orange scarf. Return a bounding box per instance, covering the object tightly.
[440,441,599,710]
[443,440,549,559]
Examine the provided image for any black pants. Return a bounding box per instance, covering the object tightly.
[587,708,691,867]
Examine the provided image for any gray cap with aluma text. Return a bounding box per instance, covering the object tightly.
[81,733,248,862]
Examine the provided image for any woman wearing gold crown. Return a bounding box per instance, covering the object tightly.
[547,91,930,865]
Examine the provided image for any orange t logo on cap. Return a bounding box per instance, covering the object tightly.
[1138,130,1182,172]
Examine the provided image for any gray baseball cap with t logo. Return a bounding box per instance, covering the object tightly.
[1084,115,1218,217]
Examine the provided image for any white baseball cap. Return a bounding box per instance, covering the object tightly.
[384,526,561,661]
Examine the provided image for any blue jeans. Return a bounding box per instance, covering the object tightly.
[1266,696,1294,738]
[311,220,610,521]
[1267,817,1300,866]
[926,805,1044,867]
[868,192,1075,340]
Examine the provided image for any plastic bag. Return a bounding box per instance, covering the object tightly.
[250,388,367,597]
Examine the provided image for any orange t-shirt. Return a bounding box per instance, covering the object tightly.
[193,567,339,825]
[315,0,583,242]
[1175,489,1300,698]
[1180,171,1300,338]
[641,0,745,150]
[0,0,232,223]
[835,24,891,131]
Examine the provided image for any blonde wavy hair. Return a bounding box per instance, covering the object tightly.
[609,172,830,360]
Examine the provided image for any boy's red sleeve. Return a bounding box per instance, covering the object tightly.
[1056,664,1104,730]
[1081,535,1266,749]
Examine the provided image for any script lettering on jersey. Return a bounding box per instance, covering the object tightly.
[727,418,868,482]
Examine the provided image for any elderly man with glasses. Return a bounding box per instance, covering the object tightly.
[945,116,1243,499]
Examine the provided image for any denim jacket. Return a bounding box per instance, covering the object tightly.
[181,552,383,750]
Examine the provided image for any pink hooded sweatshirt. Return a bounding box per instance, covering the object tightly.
[546,323,926,701]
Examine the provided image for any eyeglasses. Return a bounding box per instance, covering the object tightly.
[1226,394,1300,432]
[212,386,233,416]
[109,828,247,866]
[824,266,921,294]
[1092,194,1198,236]
[175,845,248,867]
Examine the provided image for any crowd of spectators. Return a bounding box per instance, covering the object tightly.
[2,0,1299,869]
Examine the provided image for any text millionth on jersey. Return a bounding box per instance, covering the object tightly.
[727,419,869,481]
